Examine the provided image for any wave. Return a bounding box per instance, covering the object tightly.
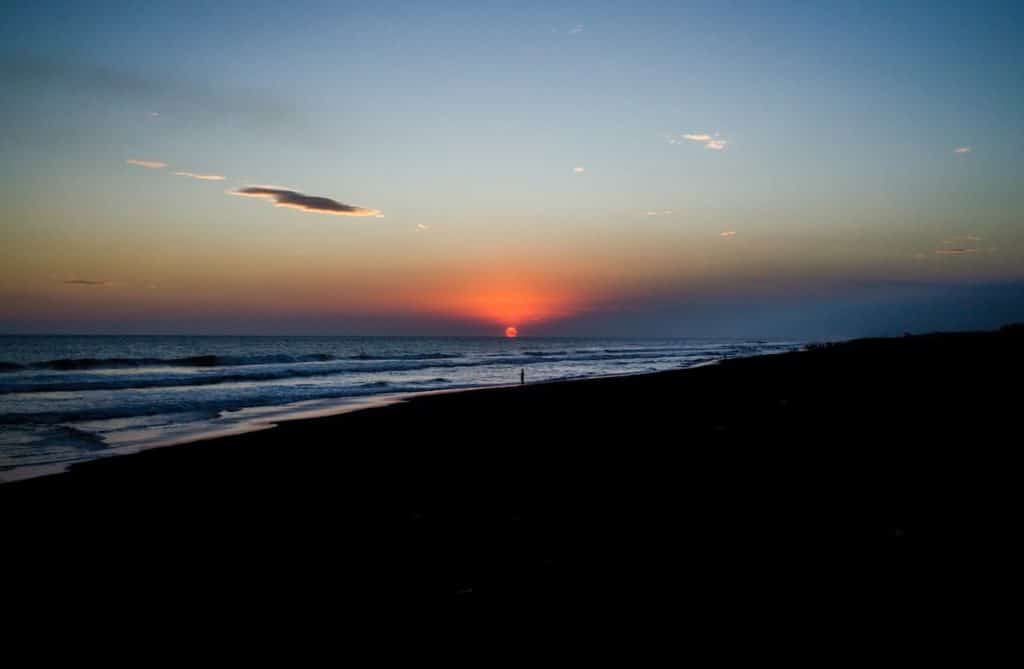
[0,359,479,394]
[0,424,109,472]
[0,353,337,372]
[0,380,466,426]
[600,344,756,354]
[346,352,461,361]
[0,347,789,395]
[0,351,467,373]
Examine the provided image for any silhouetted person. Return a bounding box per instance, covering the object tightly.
[520,369,525,385]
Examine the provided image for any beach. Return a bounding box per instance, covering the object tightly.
[3,328,1020,599]
[0,336,796,477]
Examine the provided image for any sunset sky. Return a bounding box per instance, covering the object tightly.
[2,1,1022,337]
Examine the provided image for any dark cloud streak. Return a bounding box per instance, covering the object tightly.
[1,55,296,129]
[231,187,381,217]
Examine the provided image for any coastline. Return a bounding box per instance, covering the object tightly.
[0,391,416,484]
[5,328,1021,598]
[0,353,757,484]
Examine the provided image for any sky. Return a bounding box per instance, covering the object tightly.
[1,0,1022,338]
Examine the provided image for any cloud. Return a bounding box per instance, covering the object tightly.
[720,231,737,237]
[4,56,296,130]
[574,166,585,173]
[646,210,673,216]
[174,171,225,181]
[933,234,993,256]
[64,279,112,287]
[126,159,166,169]
[230,187,381,217]
[672,132,729,151]
[569,24,585,35]
[416,224,430,231]
[954,146,972,154]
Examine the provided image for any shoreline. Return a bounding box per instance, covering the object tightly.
[0,354,753,485]
[0,391,415,484]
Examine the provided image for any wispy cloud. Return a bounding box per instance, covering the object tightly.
[933,233,992,256]
[416,224,430,231]
[574,166,586,173]
[671,132,729,151]
[230,186,381,217]
[174,171,225,181]
[953,146,972,154]
[646,210,673,216]
[569,24,585,35]
[5,56,296,130]
[943,234,984,244]
[720,231,737,237]
[126,159,166,169]
[64,279,113,287]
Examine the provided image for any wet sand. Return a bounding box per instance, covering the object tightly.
[4,327,1021,600]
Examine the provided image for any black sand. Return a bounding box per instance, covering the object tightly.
[4,328,1021,601]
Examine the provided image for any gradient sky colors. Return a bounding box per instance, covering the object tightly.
[2,1,1023,337]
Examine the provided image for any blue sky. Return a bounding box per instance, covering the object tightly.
[2,1,1022,336]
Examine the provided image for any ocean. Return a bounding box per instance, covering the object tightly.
[0,335,800,481]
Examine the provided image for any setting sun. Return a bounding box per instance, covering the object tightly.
[430,283,579,330]
[505,326,518,338]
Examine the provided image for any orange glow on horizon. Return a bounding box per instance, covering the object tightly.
[505,326,518,337]
[429,283,580,328]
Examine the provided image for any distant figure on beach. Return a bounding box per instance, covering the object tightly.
[520,368,525,385]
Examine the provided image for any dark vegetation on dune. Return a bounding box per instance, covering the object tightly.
[4,327,1021,601]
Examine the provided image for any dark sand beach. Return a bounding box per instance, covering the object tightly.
[4,328,1021,600]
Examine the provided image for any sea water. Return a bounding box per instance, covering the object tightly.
[0,335,800,480]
